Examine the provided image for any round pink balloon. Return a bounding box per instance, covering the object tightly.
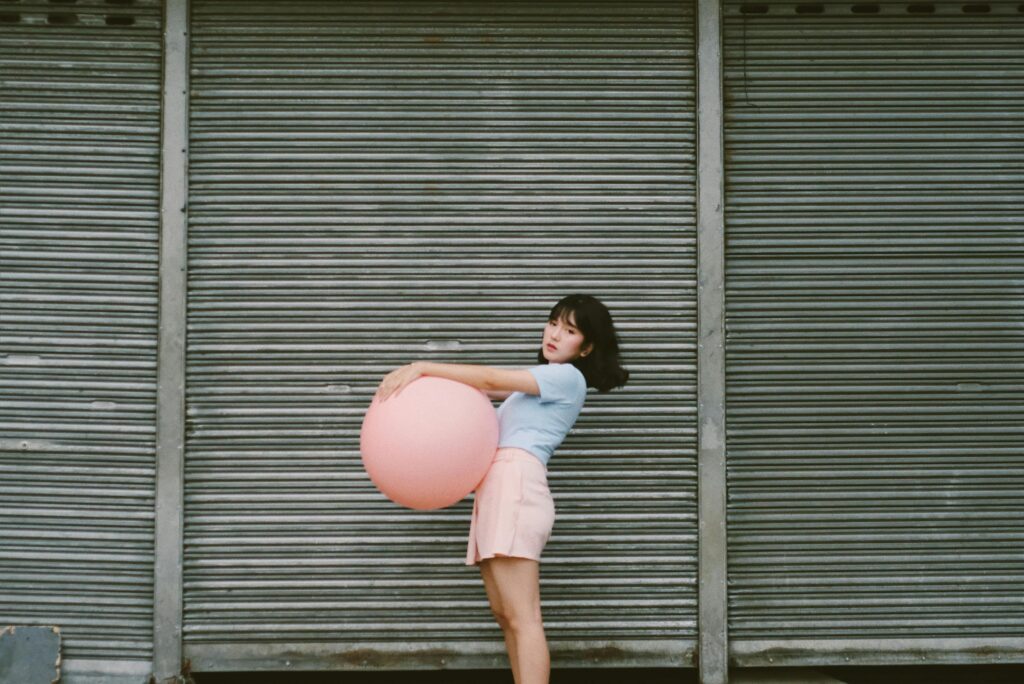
[360,376,498,510]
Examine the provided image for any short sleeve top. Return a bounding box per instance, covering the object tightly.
[496,363,587,466]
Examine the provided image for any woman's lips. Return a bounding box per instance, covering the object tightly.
[546,343,557,351]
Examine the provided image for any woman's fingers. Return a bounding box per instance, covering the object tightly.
[376,376,400,402]
[375,372,396,402]
[390,367,418,397]
[375,365,419,402]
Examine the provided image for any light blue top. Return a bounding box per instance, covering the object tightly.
[496,363,587,466]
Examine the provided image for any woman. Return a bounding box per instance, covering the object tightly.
[375,294,629,684]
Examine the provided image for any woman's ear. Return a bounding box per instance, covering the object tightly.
[580,343,594,358]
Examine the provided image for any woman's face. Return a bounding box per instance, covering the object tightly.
[541,312,592,364]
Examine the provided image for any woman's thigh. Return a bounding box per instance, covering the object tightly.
[479,559,505,618]
[481,557,543,623]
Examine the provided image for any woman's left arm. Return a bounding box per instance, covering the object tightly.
[484,389,514,401]
[375,361,539,402]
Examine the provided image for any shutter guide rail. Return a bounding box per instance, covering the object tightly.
[153,0,190,680]
[696,1,729,683]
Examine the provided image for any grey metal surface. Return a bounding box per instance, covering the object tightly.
[696,0,728,683]
[0,0,163,679]
[0,626,60,684]
[184,0,698,671]
[722,0,1024,665]
[153,0,190,681]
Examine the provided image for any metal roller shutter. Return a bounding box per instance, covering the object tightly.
[0,1,163,682]
[723,0,1024,665]
[184,0,697,671]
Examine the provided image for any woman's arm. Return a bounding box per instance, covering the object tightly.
[485,389,514,401]
[375,361,539,402]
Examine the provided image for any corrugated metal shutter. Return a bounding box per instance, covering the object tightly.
[723,0,1024,665]
[0,1,163,682]
[184,0,697,671]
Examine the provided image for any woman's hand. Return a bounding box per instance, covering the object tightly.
[375,362,425,402]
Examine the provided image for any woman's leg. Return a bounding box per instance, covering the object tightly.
[480,559,521,683]
[482,556,549,684]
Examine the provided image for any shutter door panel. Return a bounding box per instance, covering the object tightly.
[185,0,697,671]
[723,0,1024,664]
[0,1,162,681]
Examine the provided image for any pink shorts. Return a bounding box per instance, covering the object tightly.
[465,447,556,566]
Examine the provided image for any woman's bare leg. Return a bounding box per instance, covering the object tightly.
[483,556,549,684]
[480,559,521,683]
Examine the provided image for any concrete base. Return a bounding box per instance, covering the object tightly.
[731,667,848,684]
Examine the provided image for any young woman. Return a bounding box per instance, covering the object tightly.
[374,294,629,684]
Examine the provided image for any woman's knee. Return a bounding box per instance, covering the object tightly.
[503,605,544,635]
[489,603,511,630]
[490,602,542,634]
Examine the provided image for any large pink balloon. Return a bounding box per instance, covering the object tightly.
[360,376,498,510]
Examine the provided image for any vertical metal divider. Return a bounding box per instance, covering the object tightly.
[696,0,729,682]
[153,0,189,680]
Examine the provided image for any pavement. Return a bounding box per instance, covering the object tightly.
[731,668,846,684]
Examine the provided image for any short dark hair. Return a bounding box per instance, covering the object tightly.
[536,294,629,393]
